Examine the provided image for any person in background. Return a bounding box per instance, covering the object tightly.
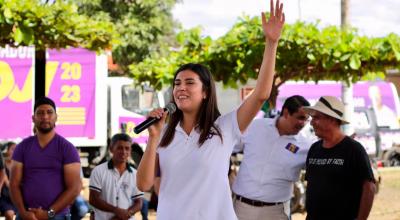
[0,142,18,220]
[70,168,89,220]
[304,96,375,220]
[368,85,399,129]
[131,142,149,220]
[10,97,82,220]
[232,95,313,220]
[89,133,143,220]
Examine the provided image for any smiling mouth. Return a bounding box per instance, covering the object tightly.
[177,95,189,100]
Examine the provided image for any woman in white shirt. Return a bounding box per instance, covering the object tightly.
[137,1,285,219]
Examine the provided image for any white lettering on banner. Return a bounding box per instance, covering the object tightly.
[0,45,50,59]
[309,158,344,166]
[0,45,34,59]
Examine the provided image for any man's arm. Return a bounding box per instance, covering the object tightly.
[33,162,82,219]
[154,177,161,196]
[127,198,143,217]
[0,153,6,192]
[10,160,38,220]
[53,162,82,211]
[89,189,130,220]
[0,168,6,192]
[357,180,375,220]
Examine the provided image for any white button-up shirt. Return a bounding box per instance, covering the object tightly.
[157,110,241,220]
[232,117,313,202]
[89,161,143,220]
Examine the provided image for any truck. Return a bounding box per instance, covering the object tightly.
[353,107,400,166]
[0,46,162,176]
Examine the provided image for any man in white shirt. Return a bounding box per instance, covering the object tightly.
[232,95,313,220]
[89,133,143,220]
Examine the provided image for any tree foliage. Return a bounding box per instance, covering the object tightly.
[0,0,116,51]
[130,15,400,105]
[75,0,178,73]
[129,27,212,89]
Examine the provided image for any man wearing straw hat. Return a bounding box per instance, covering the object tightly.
[304,96,375,220]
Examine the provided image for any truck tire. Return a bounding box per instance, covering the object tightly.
[383,148,400,167]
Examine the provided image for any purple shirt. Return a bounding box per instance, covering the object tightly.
[12,134,80,215]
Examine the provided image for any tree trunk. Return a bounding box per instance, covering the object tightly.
[341,0,350,29]
[341,0,353,135]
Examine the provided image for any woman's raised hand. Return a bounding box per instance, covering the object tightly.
[262,0,285,43]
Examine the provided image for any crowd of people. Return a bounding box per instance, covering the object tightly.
[1,0,376,220]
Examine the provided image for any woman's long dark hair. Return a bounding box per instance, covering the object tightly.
[159,63,223,147]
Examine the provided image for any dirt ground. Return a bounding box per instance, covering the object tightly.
[367,167,400,220]
[84,167,400,220]
[288,167,400,220]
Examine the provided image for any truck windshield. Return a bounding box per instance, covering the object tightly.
[121,85,160,115]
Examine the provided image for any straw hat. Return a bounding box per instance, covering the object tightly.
[304,96,349,124]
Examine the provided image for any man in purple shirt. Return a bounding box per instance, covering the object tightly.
[10,97,81,220]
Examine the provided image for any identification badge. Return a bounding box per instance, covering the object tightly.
[285,143,299,154]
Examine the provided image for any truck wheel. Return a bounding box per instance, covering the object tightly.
[383,148,400,167]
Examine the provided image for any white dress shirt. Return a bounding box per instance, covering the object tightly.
[156,110,242,220]
[233,117,313,202]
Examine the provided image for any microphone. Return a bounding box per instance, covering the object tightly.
[134,103,177,134]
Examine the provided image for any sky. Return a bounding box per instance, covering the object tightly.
[172,0,400,39]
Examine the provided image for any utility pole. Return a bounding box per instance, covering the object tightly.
[341,0,353,135]
[341,0,349,29]
[298,0,302,20]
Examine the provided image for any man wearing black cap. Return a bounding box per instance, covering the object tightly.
[304,96,375,220]
[10,97,81,220]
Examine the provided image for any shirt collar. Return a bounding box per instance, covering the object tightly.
[107,160,133,173]
[175,122,200,135]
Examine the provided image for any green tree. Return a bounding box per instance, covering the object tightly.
[75,0,178,74]
[209,17,400,105]
[129,27,212,90]
[0,0,116,99]
[130,15,400,106]
[0,0,115,50]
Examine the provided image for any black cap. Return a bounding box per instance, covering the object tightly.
[34,97,56,112]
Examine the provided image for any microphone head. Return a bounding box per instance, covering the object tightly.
[165,103,177,114]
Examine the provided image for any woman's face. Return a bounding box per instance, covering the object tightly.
[173,70,206,113]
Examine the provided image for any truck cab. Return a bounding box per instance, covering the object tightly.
[81,77,164,176]
[353,107,400,166]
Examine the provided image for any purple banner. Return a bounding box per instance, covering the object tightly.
[0,46,33,138]
[47,48,96,138]
[277,82,397,112]
[0,47,96,139]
